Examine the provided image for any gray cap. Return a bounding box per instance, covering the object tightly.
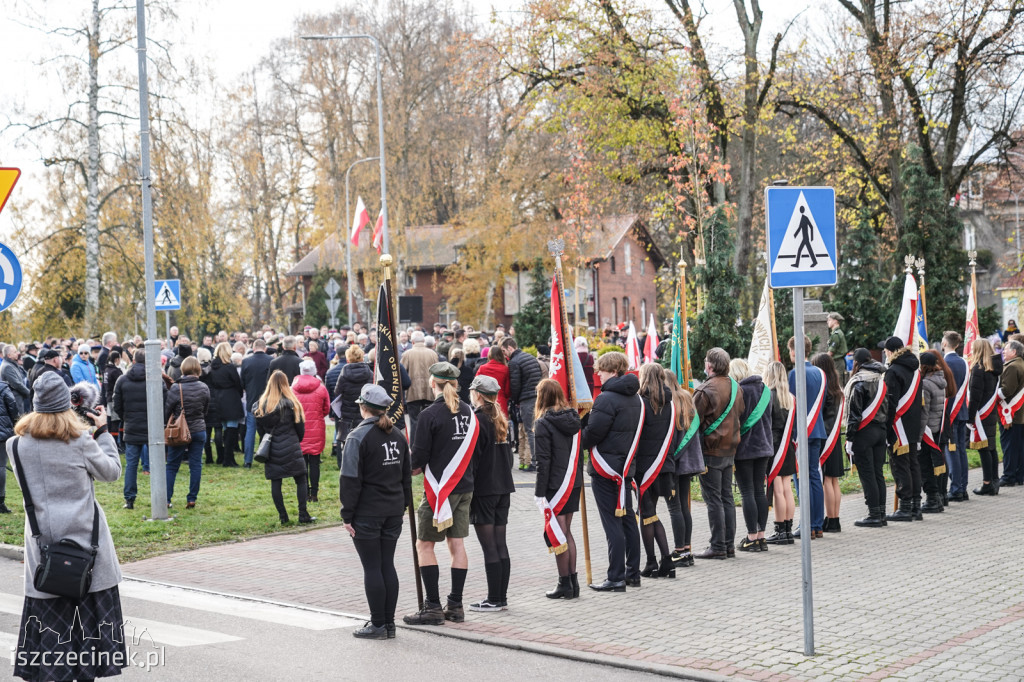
[356,384,394,410]
[469,375,500,395]
[33,372,72,414]
[828,312,845,322]
[429,361,460,380]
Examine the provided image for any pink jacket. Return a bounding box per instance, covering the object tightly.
[292,374,329,455]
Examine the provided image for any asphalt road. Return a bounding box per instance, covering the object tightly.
[0,557,670,681]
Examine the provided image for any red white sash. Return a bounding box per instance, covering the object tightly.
[998,386,1024,428]
[819,393,846,469]
[949,374,967,421]
[969,388,999,449]
[590,396,646,517]
[787,368,827,475]
[923,397,947,451]
[423,409,480,531]
[892,369,921,455]
[638,400,678,501]
[858,381,887,431]
[541,431,581,554]
[766,399,795,487]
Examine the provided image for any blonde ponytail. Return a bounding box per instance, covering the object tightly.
[440,379,461,414]
[478,394,509,443]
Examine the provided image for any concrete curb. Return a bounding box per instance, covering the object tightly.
[0,543,24,561]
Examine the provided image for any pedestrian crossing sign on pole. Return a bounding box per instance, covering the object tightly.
[766,187,837,289]
[154,279,181,311]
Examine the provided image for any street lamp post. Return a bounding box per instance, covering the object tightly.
[302,34,390,255]
[345,156,379,325]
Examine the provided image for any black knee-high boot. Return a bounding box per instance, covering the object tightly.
[222,426,239,467]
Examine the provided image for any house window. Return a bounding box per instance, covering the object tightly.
[624,242,632,275]
[610,256,616,274]
[623,296,630,323]
[404,270,417,290]
[612,298,619,324]
[641,299,647,322]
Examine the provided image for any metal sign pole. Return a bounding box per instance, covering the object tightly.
[793,286,814,655]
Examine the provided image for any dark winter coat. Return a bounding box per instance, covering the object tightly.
[255,399,306,480]
[843,362,888,442]
[968,354,1003,443]
[472,406,515,497]
[736,376,773,461]
[113,362,166,444]
[770,389,794,463]
[325,362,345,404]
[920,370,947,442]
[458,354,483,403]
[671,406,705,476]
[164,375,211,436]
[240,351,272,409]
[268,349,302,385]
[533,408,583,497]
[507,348,543,405]
[578,351,595,395]
[694,374,745,457]
[199,360,219,427]
[635,386,676,478]
[209,357,244,423]
[340,417,412,523]
[334,362,373,423]
[0,381,19,442]
[305,349,328,381]
[884,348,923,447]
[582,373,643,477]
[101,364,122,408]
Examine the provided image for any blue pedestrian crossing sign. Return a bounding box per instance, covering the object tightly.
[0,242,23,313]
[154,279,181,311]
[766,187,837,289]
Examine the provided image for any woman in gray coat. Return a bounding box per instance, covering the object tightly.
[8,371,125,682]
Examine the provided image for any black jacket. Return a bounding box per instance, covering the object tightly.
[507,349,543,404]
[255,400,306,480]
[268,350,302,385]
[884,349,923,447]
[411,395,477,494]
[770,389,794,460]
[472,407,515,497]
[209,358,244,423]
[101,364,122,408]
[458,355,483,402]
[844,362,888,441]
[736,376,773,461]
[325,362,345,404]
[334,362,373,423]
[0,381,19,441]
[113,363,166,444]
[240,351,272,407]
[968,354,1003,441]
[164,375,211,436]
[582,373,642,477]
[534,408,582,497]
[635,386,676,476]
[340,417,412,523]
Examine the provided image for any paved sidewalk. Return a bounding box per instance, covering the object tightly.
[125,469,1024,681]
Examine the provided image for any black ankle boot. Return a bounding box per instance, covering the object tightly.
[912,499,924,521]
[765,521,788,545]
[920,494,943,513]
[222,427,239,467]
[828,517,841,532]
[855,508,885,527]
[546,576,573,599]
[640,558,660,578]
[887,504,914,522]
[822,517,833,532]
[569,573,580,598]
[785,519,796,544]
[658,556,676,578]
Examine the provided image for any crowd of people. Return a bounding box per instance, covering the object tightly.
[1,314,1014,652]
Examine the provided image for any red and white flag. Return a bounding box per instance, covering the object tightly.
[351,196,370,246]
[372,209,384,253]
[965,282,979,356]
[643,314,659,364]
[625,321,641,370]
[892,271,918,347]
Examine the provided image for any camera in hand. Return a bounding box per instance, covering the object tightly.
[69,382,100,420]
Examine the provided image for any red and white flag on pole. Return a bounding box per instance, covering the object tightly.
[643,314,659,364]
[892,271,918,348]
[372,209,384,254]
[351,196,370,246]
[625,321,641,370]
[965,282,980,356]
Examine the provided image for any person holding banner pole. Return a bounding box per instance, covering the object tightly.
[532,378,583,599]
[788,337,826,539]
[843,348,889,527]
[968,339,1002,496]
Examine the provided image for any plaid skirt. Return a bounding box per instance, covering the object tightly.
[14,585,127,681]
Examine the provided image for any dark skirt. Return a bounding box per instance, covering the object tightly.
[558,486,582,514]
[778,444,797,478]
[15,585,127,681]
[822,443,846,477]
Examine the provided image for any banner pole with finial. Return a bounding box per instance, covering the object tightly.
[916,257,927,346]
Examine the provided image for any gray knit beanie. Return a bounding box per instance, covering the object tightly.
[33,372,72,414]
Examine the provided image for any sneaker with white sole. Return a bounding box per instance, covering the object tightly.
[468,598,504,612]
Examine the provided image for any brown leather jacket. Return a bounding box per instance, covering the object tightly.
[694,374,745,457]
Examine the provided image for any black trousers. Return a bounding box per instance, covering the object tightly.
[303,454,321,496]
[890,441,922,504]
[352,516,402,626]
[590,473,641,582]
[270,476,308,519]
[919,443,943,496]
[734,457,769,534]
[666,474,694,548]
[854,423,887,509]
[979,445,999,482]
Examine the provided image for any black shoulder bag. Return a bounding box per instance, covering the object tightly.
[11,437,100,600]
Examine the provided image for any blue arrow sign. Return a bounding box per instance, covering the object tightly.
[0,242,23,313]
[155,279,181,311]
[766,187,837,289]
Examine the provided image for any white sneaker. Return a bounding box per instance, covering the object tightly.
[468,599,504,612]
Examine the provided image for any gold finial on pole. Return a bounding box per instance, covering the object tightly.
[380,253,393,281]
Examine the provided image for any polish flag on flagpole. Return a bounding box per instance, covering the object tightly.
[965,281,980,356]
[643,314,659,364]
[372,209,384,253]
[892,270,918,348]
[351,196,370,246]
[625,321,642,370]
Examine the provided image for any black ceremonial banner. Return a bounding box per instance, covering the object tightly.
[374,283,406,426]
